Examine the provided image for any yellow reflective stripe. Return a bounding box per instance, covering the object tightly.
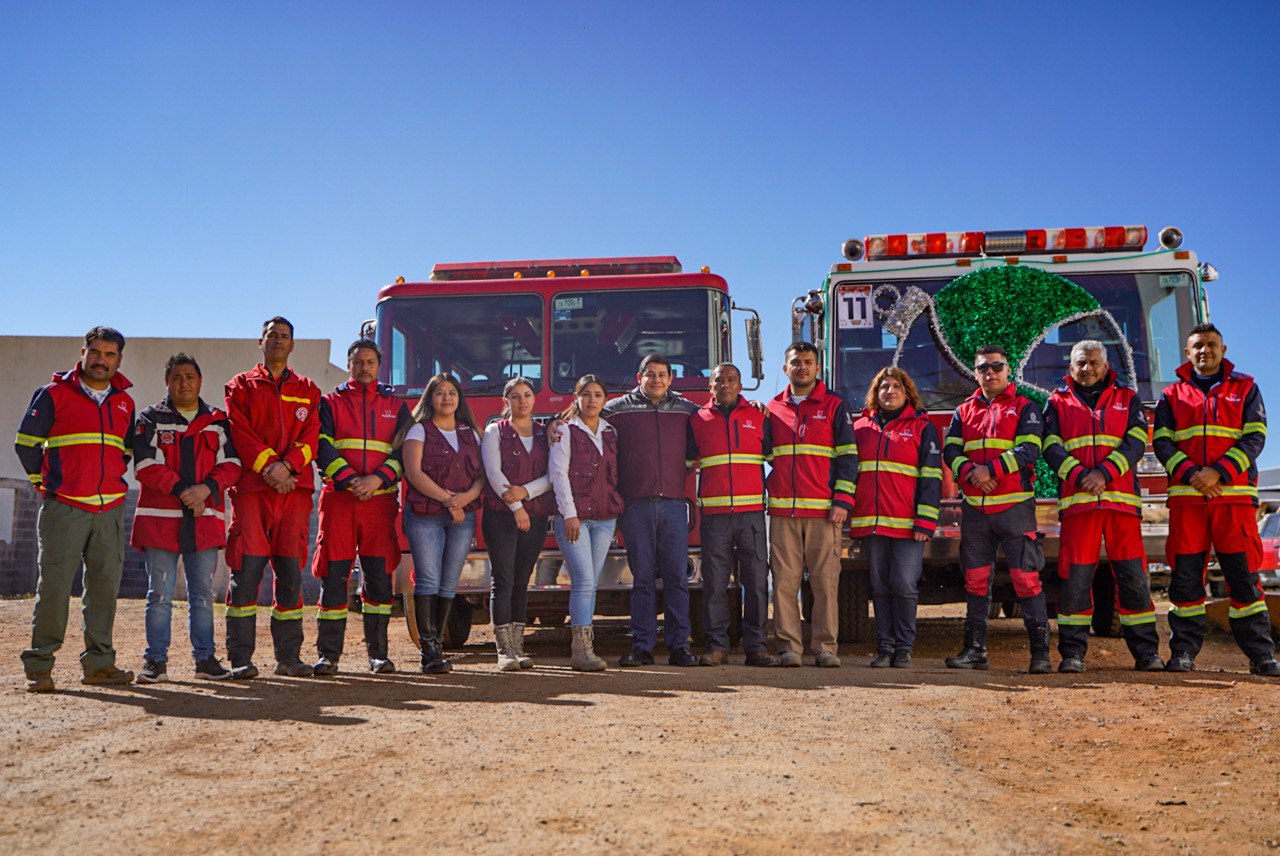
[1057,457,1081,480]
[372,486,397,496]
[999,451,1017,473]
[1243,421,1267,435]
[1225,447,1250,471]
[963,438,1014,452]
[859,460,921,477]
[324,458,349,478]
[920,467,942,480]
[945,435,964,446]
[316,607,348,620]
[962,491,1034,506]
[698,453,766,468]
[771,444,836,458]
[226,605,258,619]
[1043,433,1064,448]
[1128,426,1150,443]
[333,438,395,454]
[272,607,305,621]
[384,459,404,475]
[850,515,913,529]
[1105,451,1131,476]
[768,497,833,510]
[833,479,856,495]
[1057,614,1093,626]
[58,491,126,504]
[1153,427,1174,441]
[280,395,312,405]
[15,432,47,447]
[252,448,277,473]
[27,473,43,486]
[834,444,857,457]
[915,505,939,519]
[1015,433,1043,449]
[1170,425,1243,442]
[1164,451,1189,475]
[1229,601,1268,619]
[293,441,313,467]
[1058,491,1141,510]
[1168,485,1258,498]
[319,433,336,444]
[1120,610,1157,626]
[1063,434,1121,451]
[46,433,127,451]
[1169,603,1205,618]
[700,494,765,507]
[362,603,393,615]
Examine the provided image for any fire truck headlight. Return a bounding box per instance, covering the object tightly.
[1158,226,1183,250]
[842,238,865,262]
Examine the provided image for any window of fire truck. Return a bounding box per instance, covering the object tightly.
[833,271,1197,409]
[376,294,544,395]
[549,288,726,393]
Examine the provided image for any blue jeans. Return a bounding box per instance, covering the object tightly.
[143,547,218,663]
[619,498,691,652]
[405,510,475,597]
[554,516,617,626]
[865,534,925,653]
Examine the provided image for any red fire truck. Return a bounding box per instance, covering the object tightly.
[363,256,763,644]
[793,225,1217,640]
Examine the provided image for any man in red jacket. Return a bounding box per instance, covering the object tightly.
[16,326,136,692]
[224,317,322,679]
[312,339,411,675]
[132,353,242,683]
[1154,323,1279,676]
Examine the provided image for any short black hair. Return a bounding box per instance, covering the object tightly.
[785,341,819,359]
[262,316,295,337]
[347,338,382,361]
[638,353,671,373]
[164,352,202,381]
[1188,322,1222,340]
[975,344,1008,360]
[84,326,125,352]
[712,362,741,377]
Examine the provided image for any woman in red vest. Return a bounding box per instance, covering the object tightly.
[401,373,485,674]
[481,377,555,671]
[549,375,624,671]
[850,367,942,668]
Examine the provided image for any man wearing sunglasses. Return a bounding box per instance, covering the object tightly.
[943,345,1049,673]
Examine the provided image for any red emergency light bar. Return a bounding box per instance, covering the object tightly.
[430,256,682,281]
[862,226,1148,260]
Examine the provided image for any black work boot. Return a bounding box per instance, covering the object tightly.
[1027,621,1052,674]
[945,620,989,670]
[415,595,446,674]
[425,596,453,674]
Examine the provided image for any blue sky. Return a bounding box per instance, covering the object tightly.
[3,3,1279,459]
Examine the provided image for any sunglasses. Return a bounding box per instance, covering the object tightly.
[975,362,1007,374]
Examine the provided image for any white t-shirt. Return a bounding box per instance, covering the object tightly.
[81,381,110,405]
[405,423,479,451]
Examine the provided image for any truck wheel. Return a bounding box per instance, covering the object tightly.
[1091,563,1122,638]
[837,568,872,643]
[441,598,474,649]
[403,592,420,648]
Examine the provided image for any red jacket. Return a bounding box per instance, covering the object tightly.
[224,365,321,494]
[943,383,1042,514]
[15,364,135,513]
[850,406,943,537]
[1154,359,1266,507]
[766,382,858,518]
[1042,372,1147,518]
[317,379,411,495]
[131,397,241,552]
[690,397,768,515]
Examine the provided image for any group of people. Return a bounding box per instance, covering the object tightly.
[15,319,1280,693]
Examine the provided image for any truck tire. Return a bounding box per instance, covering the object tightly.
[441,598,474,649]
[837,568,872,643]
[1091,563,1122,638]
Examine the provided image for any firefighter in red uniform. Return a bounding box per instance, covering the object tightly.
[1043,341,1163,673]
[944,345,1050,673]
[223,316,322,679]
[1154,323,1279,676]
[690,363,778,667]
[312,339,411,675]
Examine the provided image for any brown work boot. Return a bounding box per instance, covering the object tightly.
[698,650,728,666]
[82,664,135,686]
[26,671,54,693]
[814,651,842,668]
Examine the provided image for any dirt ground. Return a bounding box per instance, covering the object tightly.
[2,597,1279,855]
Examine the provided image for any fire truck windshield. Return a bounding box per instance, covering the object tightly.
[834,270,1198,409]
[377,293,543,395]
[549,287,728,393]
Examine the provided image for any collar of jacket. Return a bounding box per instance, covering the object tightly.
[1175,357,1237,384]
[701,395,754,415]
[1060,368,1121,394]
[158,396,213,418]
[860,403,921,422]
[248,363,293,383]
[624,386,688,409]
[771,380,831,406]
[336,378,392,396]
[56,362,133,394]
[964,382,1020,407]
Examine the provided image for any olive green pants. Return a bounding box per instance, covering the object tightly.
[21,498,126,676]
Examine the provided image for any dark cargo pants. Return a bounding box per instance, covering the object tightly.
[700,511,769,655]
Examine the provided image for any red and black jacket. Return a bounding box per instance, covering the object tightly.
[689,397,768,515]
[1043,371,1146,518]
[405,422,482,516]
[317,379,411,496]
[944,383,1042,514]
[1154,358,1266,507]
[765,382,858,518]
[224,365,321,494]
[131,397,242,552]
[15,364,135,513]
[850,405,942,537]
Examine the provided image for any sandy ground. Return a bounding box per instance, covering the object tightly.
[2,597,1279,855]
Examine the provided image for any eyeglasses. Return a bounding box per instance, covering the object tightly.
[975,362,1007,374]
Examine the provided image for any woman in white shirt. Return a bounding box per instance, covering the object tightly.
[480,378,554,671]
[549,375,624,671]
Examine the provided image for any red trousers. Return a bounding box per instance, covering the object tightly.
[226,488,313,568]
[311,488,402,576]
